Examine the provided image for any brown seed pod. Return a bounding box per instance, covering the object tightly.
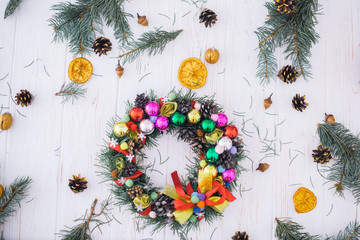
[204,48,220,64]
[256,163,270,172]
[196,129,205,137]
[137,13,148,26]
[115,62,124,78]
[111,170,119,179]
[0,112,13,130]
[325,113,335,125]
[264,93,273,110]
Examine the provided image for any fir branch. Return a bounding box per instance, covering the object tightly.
[325,221,360,240]
[58,197,112,240]
[255,0,320,84]
[118,29,183,64]
[275,218,320,240]
[55,82,87,104]
[0,176,31,224]
[4,0,23,19]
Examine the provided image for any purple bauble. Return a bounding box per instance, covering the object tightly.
[150,116,158,123]
[145,101,160,116]
[222,169,236,182]
[155,116,169,131]
[217,113,228,127]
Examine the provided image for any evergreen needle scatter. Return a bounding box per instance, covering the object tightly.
[49,0,132,56]
[0,176,31,224]
[118,29,183,64]
[58,198,112,240]
[316,122,360,202]
[4,0,23,19]
[255,0,320,84]
[55,82,87,104]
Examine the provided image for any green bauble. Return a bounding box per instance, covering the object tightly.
[201,119,215,133]
[205,147,219,162]
[172,112,186,126]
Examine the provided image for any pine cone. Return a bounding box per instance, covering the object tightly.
[150,194,175,217]
[135,93,149,109]
[127,185,143,199]
[191,137,208,157]
[232,139,244,152]
[292,94,308,112]
[68,174,87,193]
[122,163,137,177]
[177,125,197,142]
[128,139,144,155]
[178,99,193,114]
[275,0,296,15]
[15,89,32,107]
[92,37,112,56]
[199,8,218,28]
[200,101,217,119]
[232,231,249,240]
[278,65,299,84]
[312,145,332,164]
[219,151,236,169]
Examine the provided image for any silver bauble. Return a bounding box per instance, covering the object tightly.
[139,119,155,135]
[217,136,233,150]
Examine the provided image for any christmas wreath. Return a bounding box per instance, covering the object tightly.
[99,90,245,237]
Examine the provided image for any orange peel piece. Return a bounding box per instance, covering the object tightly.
[293,187,317,213]
[178,57,207,89]
[68,57,93,84]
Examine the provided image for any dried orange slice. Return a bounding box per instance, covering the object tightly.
[68,57,93,84]
[178,57,207,89]
[293,187,317,213]
[0,184,4,199]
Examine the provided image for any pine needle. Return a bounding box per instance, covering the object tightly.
[4,0,23,19]
[55,82,87,103]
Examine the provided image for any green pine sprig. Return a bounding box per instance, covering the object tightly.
[55,82,87,104]
[58,197,112,240]
[4,0,23,19]
[255,0,320,84]
[0,176,31,224]
[118,29,183,64]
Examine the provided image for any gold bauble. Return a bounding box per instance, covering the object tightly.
[113,122,129,137]
[0,112,13,130]
[187,109,201,124]
[204,48,220,64]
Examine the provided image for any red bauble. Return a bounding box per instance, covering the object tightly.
[129,107,144,122]
[224,125,238,139]
[126,121,138,131]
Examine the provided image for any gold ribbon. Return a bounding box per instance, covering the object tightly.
[160,102,178,117]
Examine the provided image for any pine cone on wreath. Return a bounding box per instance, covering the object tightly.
[150,194,175,217]
[15,89,32,107]
[177,99,193,114]
[68,174,88,193]
[199,8,218,28]
[92,37,112,56]
[122,162,137,177]
[135,93,149,109]
[128,139,144,155]
[127,185,143,199]
[278,65,299,84]
[219,151,236,169]
[232,139,244,152]
[190,137,208,157]
[232,231,249,240]
[177,125,197,142]
[275,0,296,15]
[200,101,217,119]
[312,145,332,164]
[292,94,308,112]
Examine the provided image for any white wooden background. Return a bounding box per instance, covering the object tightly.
[1,0,360,239]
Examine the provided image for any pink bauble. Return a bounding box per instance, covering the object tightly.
[145,101,160,116]
[211,114,219,122]
[194,102,202,110]
[149,211,157,218]
[155,116,169,131]
[222,169,236,182]
[215,145,225,154]
[217,113,228,127]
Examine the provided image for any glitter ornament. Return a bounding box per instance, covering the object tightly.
[155,116,169,131]
[113,122,129,137]
[172,112,186,126]
[201,119,215,133]
[224,125,238,139]
[222,169,236,182]
[188,109,201,124]
[217,136,233,150]
[216,113,228,127]
[205,147,219,162]
[129,107,144,121]
[150,192,158,200]
[144,101,160,116]
[139,119,155,135]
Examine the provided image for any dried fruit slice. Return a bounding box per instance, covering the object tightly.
[0,184,4,199]
[178,57,207,89]
[293,187,317,213]
[68,57,93,84]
